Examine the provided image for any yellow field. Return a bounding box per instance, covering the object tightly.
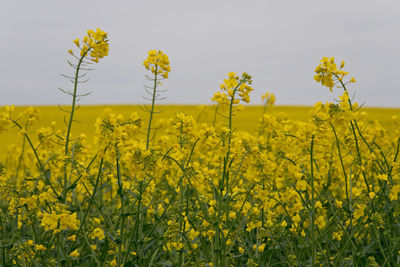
[2,102,400,265]
[1,105,398,149]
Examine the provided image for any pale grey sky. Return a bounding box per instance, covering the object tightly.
[1,0,399,107]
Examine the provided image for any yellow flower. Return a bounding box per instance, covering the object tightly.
[18,129,27,136]
[228,211,236,219]
[314,57,350,91]
[70,28,109,62]
[252,243,266,252]
[67,235,76,242]
[354,204,367,220]
[261,92,276,106]
[377,174,388,181]
[292,214,301,224]
[333,231,343,241]
[369,192,376,199]
[69,249,80,257]
[315,215,326,229]
[143,50,171,79]
[89,227,105,240]
[73,38,80,47]
[39,205,79,233]
[261,92,270,101]
[188,229,199,240]
[296,180,307,191]
[35,244,46,251]
[212,72,253,105]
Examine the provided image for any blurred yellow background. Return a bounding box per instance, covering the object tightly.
[1,105,399,149]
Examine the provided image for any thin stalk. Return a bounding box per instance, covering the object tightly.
[63,50,89,202]
[333,73,353,112]
[64,50,89,155]
[115,145,125,265]
[349,121,371,192]
[15,121,28,179]
[215,79,245,266]
[310,134,315,266]
[146,66,158,150]
[258,102,267,136]
[329,122,349,203]
[178,183,185,267]
[212,105,218,127]
[123,181,143,265]
[69,147,106,253]
[11,120,60,199]
[75,194,101,265]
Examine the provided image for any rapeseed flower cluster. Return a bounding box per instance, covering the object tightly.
[38,205,79,234]
[212,72,253,105]
[143,50,171,78]
[314,57,355,91]
[261,92,276,106]
[70,28,109,62]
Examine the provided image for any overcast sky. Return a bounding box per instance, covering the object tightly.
[1,0,399,107]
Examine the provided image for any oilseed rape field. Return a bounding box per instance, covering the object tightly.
[1,105,399,154]
[1,29,400,267]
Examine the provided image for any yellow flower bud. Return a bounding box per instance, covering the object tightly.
[73,38,80,47]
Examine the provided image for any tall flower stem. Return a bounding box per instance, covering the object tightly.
[62,50,89,202]
[65,50,89,156]
[215,80,243,267]
[146,66,158,150]
[310,134,315,266]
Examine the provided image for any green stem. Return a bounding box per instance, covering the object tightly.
[115,144,125,265]
[15,121,28,179]
[310,134,315,266]
[64,50,89,156]
[212,105,218,127]
[63,50,89,202]
[146,66,158,150]
[258,102,267,136]
[215,80,244,266]
[333,73,353,111]
[69,147,106,253]
[11,120,60,199]
[329,122,349,204]
[123,181,143,265]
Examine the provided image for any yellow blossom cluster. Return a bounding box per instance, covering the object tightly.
[261,92,276,106]
[143,50,171,78]
[89,227,105,240]
[314,57,355,91]
[37,205,79,234]
[70,28,109,63]
[212,72,253,105]
[0,108,12,132]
